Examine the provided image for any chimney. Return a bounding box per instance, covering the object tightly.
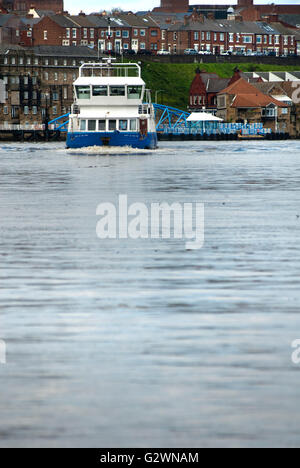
[235,15,243,22]
[79,10,86,16]
[266,14,278,23]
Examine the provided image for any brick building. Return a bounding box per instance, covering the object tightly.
[166,14,300,56]
[217,77,291,134]
[0,0,63,13]
[0,45,98,126]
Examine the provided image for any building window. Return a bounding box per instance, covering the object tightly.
[119,120,128,131]
[90,29,94,39]
[44,72,48,80]
[98,120,106,131]
[66,28,70,38]
[256,35,262,44]
[140,29,146,36]
[54,73,58,81]
[206,32,210,41]
[63,87,68,99]
[54,59,58,66]
[45,59,49,66]
[275,35,280,45]
[140,42,146,50]
[243,36,253,44]
[134,29,138,36]
[53,92,59,101]
[214,33,217,41]
[88,120,96,131]
[32,106,37,115]
[19,57,24,65]
[109,120,117,131]
[11,57,16,65]
[269,35,273,45]
[62,40,69,46]
[24,106,29,115]
[220,33,225,42]
[44,30,48,40]
[72,28,77,38]
[52,106,57,115]
[122,30,129,38]
[130,119,137,131]
[116,30,121,37]
[151,30,158,37]
[194,32,199,41]
[24,91,28,99]
[83,28,87,38]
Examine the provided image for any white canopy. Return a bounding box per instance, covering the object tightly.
[187,112,223,122]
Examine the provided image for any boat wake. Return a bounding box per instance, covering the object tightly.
[66,145,158,155]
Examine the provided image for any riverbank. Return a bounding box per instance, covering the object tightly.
[141,61,300,109]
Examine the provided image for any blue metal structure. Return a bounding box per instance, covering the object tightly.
[48,113,70,132]
[153,104,190,131]
[48,105,191,134]
[48,104,191,132]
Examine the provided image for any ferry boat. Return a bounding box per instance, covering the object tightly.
[66,59,158,149]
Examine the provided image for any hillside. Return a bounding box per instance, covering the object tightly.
[141,62,300,109]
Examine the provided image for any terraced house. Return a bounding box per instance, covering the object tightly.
[166,14,300,56]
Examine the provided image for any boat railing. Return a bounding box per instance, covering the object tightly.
[79,61,141,78]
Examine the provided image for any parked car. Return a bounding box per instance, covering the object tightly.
[220,51,232,56]
[198,50,212,55]
[184,48,198,55]
[268,51,277,57]
[157,49,171,55]
[233,50,246,56]
[123,49,137,56]
[138,49,152,56]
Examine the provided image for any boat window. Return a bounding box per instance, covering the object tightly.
[76,86,90,99]
[80,119,86,131]
[119,120,128,131]
[93,85,108,96]
[88,120,96,131]
[109,120,117,131]
[109,86,125,97]
[127,86,143,99]
[98,120,106,131]
[130,119,137,131]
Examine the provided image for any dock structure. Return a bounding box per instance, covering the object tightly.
[0,104,291,142]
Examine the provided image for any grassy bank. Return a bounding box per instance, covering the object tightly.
[141,62,300,110]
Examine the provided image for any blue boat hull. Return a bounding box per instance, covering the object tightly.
[66,131,158,149]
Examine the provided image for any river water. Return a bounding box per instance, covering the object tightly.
[0,140,300,448]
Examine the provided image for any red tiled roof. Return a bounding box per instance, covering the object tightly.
[219,78,286,108]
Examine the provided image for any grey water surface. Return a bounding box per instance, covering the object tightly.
[0,140,300,448]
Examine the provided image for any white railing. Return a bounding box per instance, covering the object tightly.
[0,124,45,131]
